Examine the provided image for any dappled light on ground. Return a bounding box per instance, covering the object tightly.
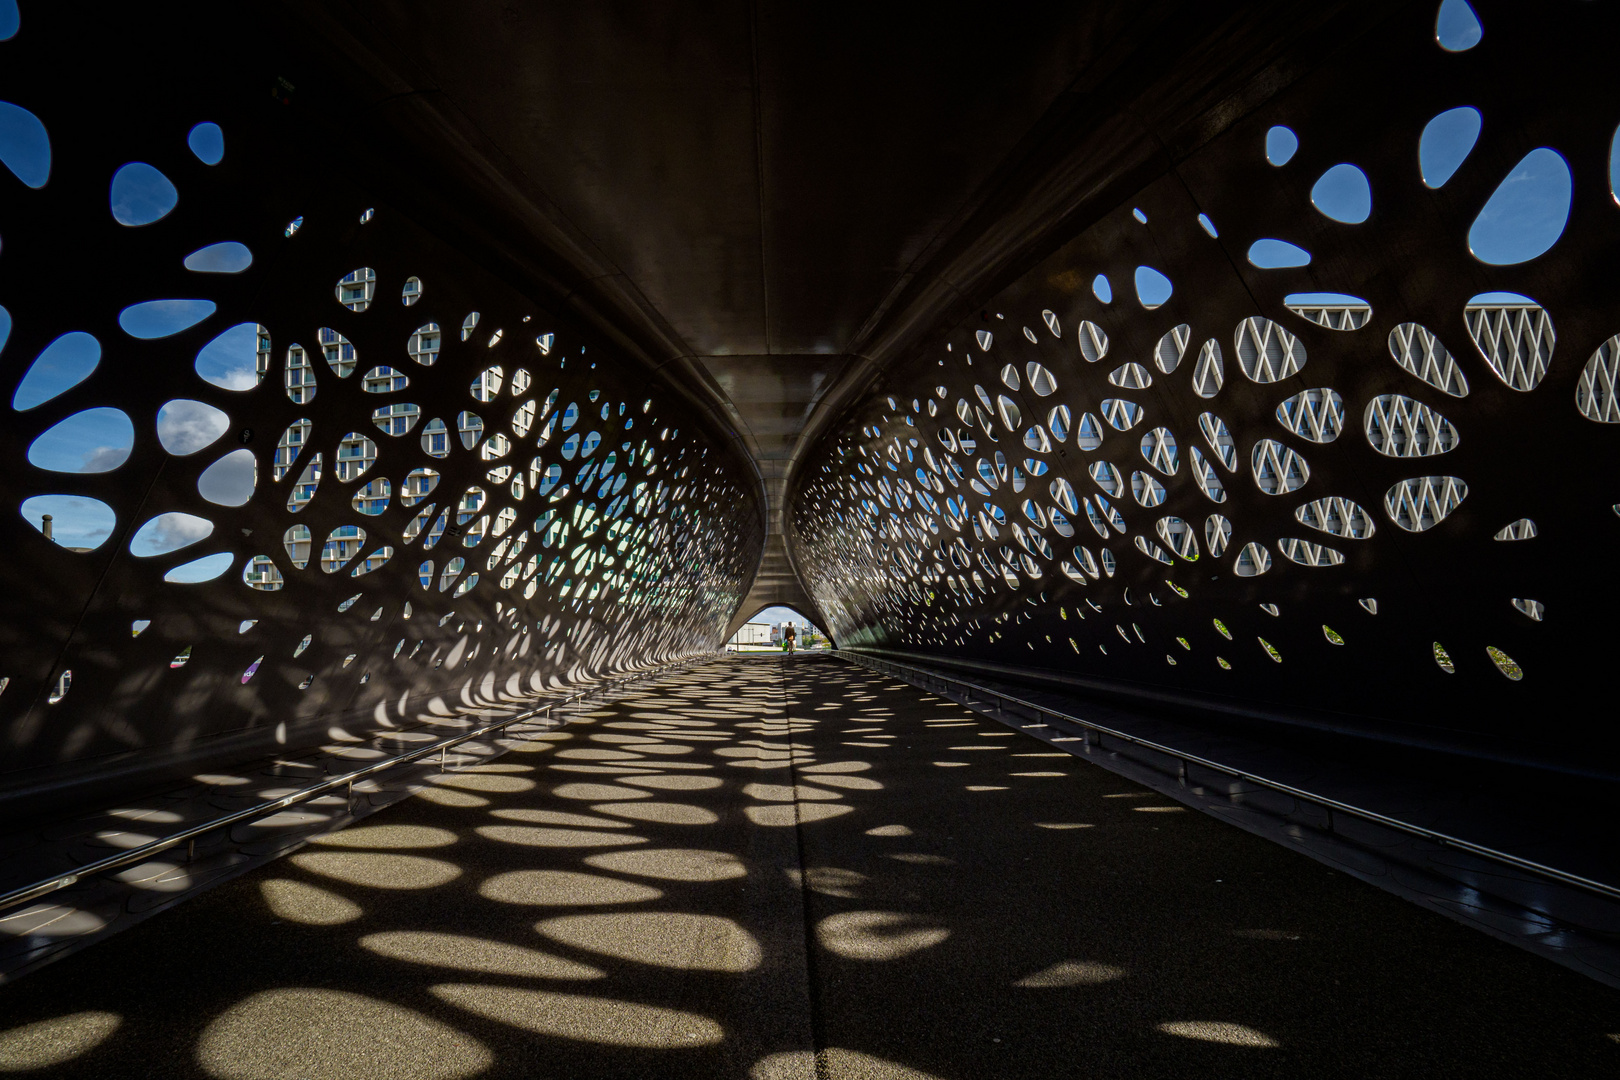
[1014,960,1126,987]
[0,1011,121,1071]
[258,878,363,925]
[816,911,951,961]
[430,985,725,1047]
[360,931,604,979]
[536,912,762,972]
[196,989,491,1079]
[584,847,748,881]
[1157,1020,1280,1047]
[0,656,1615,1078]
[288,851,462,890]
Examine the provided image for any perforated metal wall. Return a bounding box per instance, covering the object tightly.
[789,0,1617,752]
[0,7,762,795]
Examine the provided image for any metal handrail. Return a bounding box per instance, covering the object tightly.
[839,651,1620,904]
[0,653,711,915]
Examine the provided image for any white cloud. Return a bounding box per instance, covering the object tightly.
[198,449,257,506]
[80,445,131,472]
[149,512,214,549]
[157,399,230,455]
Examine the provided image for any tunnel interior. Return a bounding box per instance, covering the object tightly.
[1,0,1619,1072]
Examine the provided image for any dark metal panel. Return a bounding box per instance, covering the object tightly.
[0,5,762,797]
[791,0,1620,759]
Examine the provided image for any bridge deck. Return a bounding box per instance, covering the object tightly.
[0,656,1614,1077]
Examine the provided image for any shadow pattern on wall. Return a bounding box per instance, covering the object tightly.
[790,0,1619,761]
[0,5,762,803]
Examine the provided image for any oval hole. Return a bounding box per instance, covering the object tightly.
[1248,240,1311,268]
[164,552,234,583]
[1436,0,1482,51]
[13,331,100,410]
[1134,266,1173,309]
[183,241,252,273]
[1421,107,1481,189]
[194,322,263,389]
[1091,274,1112,303]
[1265,125,1298,166]
[1284,292,1372,332]
[156,398,229,454]
[321,527,366,573]
[28,408,133,472]
[110,163,178,226]
[0,100,50,187]
[0,3,17,41]
[130,512,214,557]
[362,365,408,393]
[1310,164,1371,224]
[1468,148,1571,265]
[21,494,116,552]
[121,299,216,339]
[188,122,224,165]
[198,448,256,506]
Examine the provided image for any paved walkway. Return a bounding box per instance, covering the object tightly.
[0,656,1615,1078]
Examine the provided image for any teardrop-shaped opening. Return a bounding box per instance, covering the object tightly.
[1310,164,1371,223]
[1134,266,1173,309]
[12,331,100,410]
[1436,0,1482,52]
[352,479,391,516]
[335,268,376,312]
[1421,107,1481,189]
[320,328,356,377]
[0,100,51,187]
[287,452,322,512]
[321,526,366,573]
[362,365,408,393]
[1197,213,1219,238]
[1486,645,1523,680]
[1611,125,1620,208]
[0,2,18,41]
[1265,126,1298,166]
[121,299,216,339]
[283,523,312,569]
[183,241,252,273]
[1468,147,1571,265]
[130,512,214,556]
[1091,274,1112,304]
[164,552,234,583]
[110,163,178,226]
[21,494,116,552]
[1285,292,1372,332]
[1247,240,1311,268]
[194,322,263,389]
[28,408,134,473]
[333,432,377,482]
[187,122,224,165]
[156,398,230,455]
[198,448,256,506]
